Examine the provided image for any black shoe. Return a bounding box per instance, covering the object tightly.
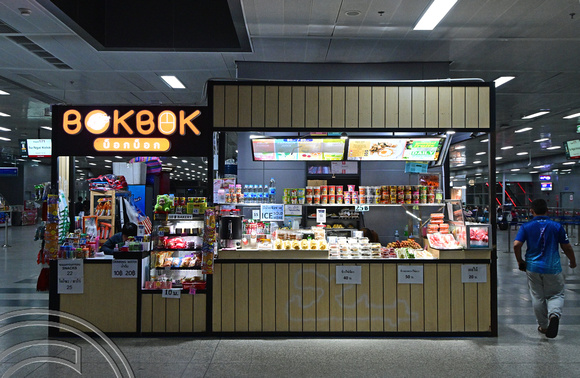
[546,316,559,338]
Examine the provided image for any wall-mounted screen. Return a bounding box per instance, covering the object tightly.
[541,182,553,191]
[26,139,52,158]
[347,138,443,161]
[251,138,345,161]
[564,139,580,159]
[0,167,18,177]
[539,175,551,181]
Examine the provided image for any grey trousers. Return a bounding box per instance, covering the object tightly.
[526,271,565,329]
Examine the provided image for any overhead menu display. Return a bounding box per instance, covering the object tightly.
[564,139,580,159]
[251,138,345,161]
[347,138,443,161]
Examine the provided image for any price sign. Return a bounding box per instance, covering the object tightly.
[397,265,424,284]
[461,264,487,283]
[355,205,370,212]
[252,209,260,220]
[336,266,362,284]
[316,208,326,223]
[162,289,181,299]
[57,260,84,294]
[260,204,284,221]
[284,204,302,216]
[112,259,138,278]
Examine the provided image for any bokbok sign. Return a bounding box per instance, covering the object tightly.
[51,105,211,156]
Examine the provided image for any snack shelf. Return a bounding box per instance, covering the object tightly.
[154,266,202,270]
[153,248,202,252]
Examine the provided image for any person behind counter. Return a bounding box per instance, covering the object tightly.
[101,222,138,255]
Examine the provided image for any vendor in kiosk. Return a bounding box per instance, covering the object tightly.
[100,222,138,255]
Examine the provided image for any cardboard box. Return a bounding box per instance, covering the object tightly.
[307,179,327,187]
[113,162,146,185]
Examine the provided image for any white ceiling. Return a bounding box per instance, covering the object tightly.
[0,0,580,176]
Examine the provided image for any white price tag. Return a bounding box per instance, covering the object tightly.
[260,204,284,221]
[397,265,424,284]
[162,289,182,299]
[316,208,326,224]
[336,266,362,284]
[57,260,84,294]
[252,209,260,220]
[284,204,302,216]
[355,205,370,212]
[112,259,138,278]
[461,264,487,283]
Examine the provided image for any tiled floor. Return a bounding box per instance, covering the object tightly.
[1,224,579,377]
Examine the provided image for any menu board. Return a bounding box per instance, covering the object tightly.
[27,139,52,158]
[251,138,345,161]
[347,138,443,161]
[564,139,580,159]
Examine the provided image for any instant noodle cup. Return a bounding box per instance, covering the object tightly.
[427,193,435,203]
[374,195,381,204]
[359,195,366,204]
[314,187,321,196]
[335,186,343,195]
[344,192,351,200]
[328,194,335,204]
[348,185,356,192]
[359,186,366,195]
[306,194,313,204]
[374,186,382,197]
[298,196,305,204]
[321,195,328,204]
[321,186,328,195]
[297,188,305,196]
[344,197,351,204]
[328,186,336,195]
[314,195,321,204]
[306,186,313,195]
[291,188,298,196]
[291,196,298,204]
[336,195,344,204]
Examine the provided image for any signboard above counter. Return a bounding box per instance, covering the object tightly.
[347,138,444,161]
[251,137,345,161]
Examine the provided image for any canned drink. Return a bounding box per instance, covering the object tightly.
[428,193,435,203]
[420,194,427,204]
[225,193,232,203]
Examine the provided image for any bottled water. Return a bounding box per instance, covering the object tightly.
[257,185,264,203]
[269,177,276,203]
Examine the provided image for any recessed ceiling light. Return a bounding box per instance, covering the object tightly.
[160,75,185,89]
[86,156,95,159]
[0,90,9,95]
[563,112,580,119]
[89,163,96,166]
[0,112,11,117]
[511,168,520,172]
[515,127,532,133]
[41,126,52,131]
[533,165,545,169]
[177,165,182,168]
[475,173,482,176]
[167,162,173,166]
[501,146,513,150]
[105,165,111,168]
[522,110,549,119]
[516,152,529,155]
[533,138,549,143]
[345,10,361,16]
[562,161,576,165]
[475,152,486,155]
[480,139,489,143]
[473,160,482,164]
[546,146,561,150]
[494,76,515,88]
[413,0,458,30]
[104,159,112,162]
[529,171,538,174]
[182,159,187,163]
[553,168,559,171]
[496,157,503,160]
[0,127,10,132]
[115,156,123,159]
[0,137,11,141]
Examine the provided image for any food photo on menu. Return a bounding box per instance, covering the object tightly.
[347,138,442,161]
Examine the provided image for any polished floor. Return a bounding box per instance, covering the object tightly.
[0,224,579,377]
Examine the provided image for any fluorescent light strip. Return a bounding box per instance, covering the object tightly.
[41,126,52,131]
[455,145,466,150]
[546,146,561,150]
[473,161,482,164]
[511,168,520,172]
[494,76,515,88]
[534,138,549,143]
[160,75,185,89]
[496,157,503,160]
[0,137,10,141]
[522,111,549,119]
[0,90,9,95]
[0,127,10,132]
[475,152,486,155]
[515,127,532,133]
[480,139,489,143]
[501,146,513,150]
[563,112,580,119]
[516,152,529,155]
[0,112,10,117]
[529,171,538,174]
[562,162,576,165]
[413,0,458,30]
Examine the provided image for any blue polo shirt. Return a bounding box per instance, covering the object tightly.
[515,216,569,274]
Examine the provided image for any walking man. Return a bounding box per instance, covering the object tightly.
[513,198,576,338]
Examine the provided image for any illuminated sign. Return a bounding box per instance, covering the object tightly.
[539,175,551,181]
[52,106,210,157]
[347,138,443,161]
[541,182,553,191]
[26,139,52,157]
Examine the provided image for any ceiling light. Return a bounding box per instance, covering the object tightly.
[0,112,11,117]
[105,165,111,168]
[475,173,482,176]
[511,168,520,172]
[562,169,572,172]
[104,159,112,162]
[475,152,486,155]
[115,156,123,159]
[533,165,545,169]
[413,0,458,30]
[516,152,528,155]
[160,75,185,89]
[496,157,503,160]
[501,146,513,150]
[494,76,515,88]
[167,163,173,166]
[89,163,96,166]
[454,145,465,150]
[515,127,532,133]
[562,161,576,165]
[177,165,182,168]
[0,90,9,95]
[529,171,538,174]
[552,168,559,171]
[522,111,549,119]
[0,127,10,132]
[182,159,187,163]
[41,126,52,131]
[480,139,489,143]
[563,112,580,119]
[345,10,361,16]
[534,138,549,143]
[546,146,561,150]
[473,160,482,164]
[87,156,95,159]
[0,137,11,141]
[446,130,456,135]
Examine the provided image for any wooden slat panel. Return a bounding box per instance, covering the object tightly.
[464,282,478,332]
[386,87,399,127]
[331,87,345,128]
[235,263,249,332]
[371,86,385,127]
[238,86,252,128]
[262,264,276,331]
[303,263,317,332]
[193,295,206,332]
[450,264,465,331]
[152,295,166,333]
[224,85,238,127]
[221,263,235,332]
[212,263,222,332]
[251,86,265,128]
[141,294,152,333]
[439,87,452,127]
[478,87,491,128]
[329,263,343,332]
[425,87,439,128]
[358,87,372,127]
[397,264,411,332]
[179,294,193,333]
[465,87,479,127]
[384,264,397,331]
[343,278,357,332]
[369,264,384,332]
[316,263,330,331]
[265,86,279,127]
[291,86,305,128]
[357,264,370,331]
[424,264,438,332]
[478,265,492,332]
[410,276,424,332]
[248,264,262,332]
[213,85,225,127]
[345,86,359,127]
[437,264,451,332]
[276,264,289,332]
[399,87,412,127]
[165,297,180,332]
[412,87,426,128]
[305,86,319,127]
[452,87,466,128]
[289,263,303,331]
[318,86,332,128]
[278,86,292,128]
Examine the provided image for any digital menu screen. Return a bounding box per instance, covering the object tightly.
[564,139,580,159]
[251,138,345,161]
[541,182,553,191]
[347,138,443,161]
[26,139,52,158]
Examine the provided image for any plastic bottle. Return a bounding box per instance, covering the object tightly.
[394,230,399,242]
[404,225,409,238]
[269,178,276,203]
[270,222,278,239]
[258,185,264,203]
[243,185,249,203]
[249,185,255,203]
